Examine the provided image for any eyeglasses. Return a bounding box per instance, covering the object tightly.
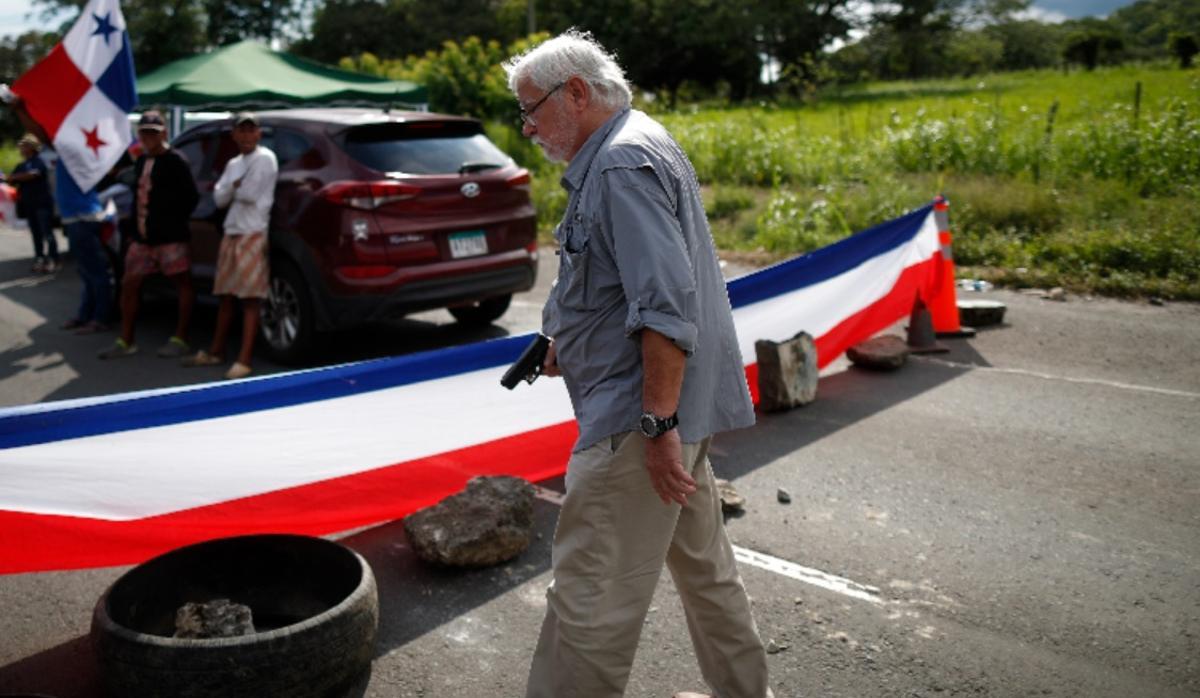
[519,82,565,125]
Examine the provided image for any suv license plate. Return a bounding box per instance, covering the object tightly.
[449,231,488,258]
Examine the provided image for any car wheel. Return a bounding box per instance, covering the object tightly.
[260,260,315,364]
[448,294,512,326]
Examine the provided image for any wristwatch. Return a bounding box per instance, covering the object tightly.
[639,411,679,439]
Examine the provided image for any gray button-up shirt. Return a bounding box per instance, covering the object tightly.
[544,108,755,451]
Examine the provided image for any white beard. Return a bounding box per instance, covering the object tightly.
[533,121,580,164]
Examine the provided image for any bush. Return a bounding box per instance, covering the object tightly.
[340,33,549,120]
[705,185,755,220]
[945,177,1063,240]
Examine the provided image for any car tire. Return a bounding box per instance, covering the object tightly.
[260,259,315,365]
[91,535,378,698]
[448,293,512,326]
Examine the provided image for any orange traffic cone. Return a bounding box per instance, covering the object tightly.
[928,197,976,338]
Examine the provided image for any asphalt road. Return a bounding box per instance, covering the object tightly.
[1,223,1198,697]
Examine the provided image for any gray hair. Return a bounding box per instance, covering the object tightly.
[503,29,632,111]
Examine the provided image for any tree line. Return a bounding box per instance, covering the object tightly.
[1,0,1196,123]
[298,0,1200,103]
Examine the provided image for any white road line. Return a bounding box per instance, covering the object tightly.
[534,487,883,605]
[732,546,882,604]
[0,274,55,292]
[534,486,565,506]
[915,356,1200,399]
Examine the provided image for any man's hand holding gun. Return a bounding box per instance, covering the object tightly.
[500,334,557,389]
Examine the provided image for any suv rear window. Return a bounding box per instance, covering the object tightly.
[342,122,512,175]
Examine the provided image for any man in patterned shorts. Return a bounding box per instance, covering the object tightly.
[182,112,277,379]
[99,110,199,360]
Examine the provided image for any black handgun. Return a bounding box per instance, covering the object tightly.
[501,334,551,389]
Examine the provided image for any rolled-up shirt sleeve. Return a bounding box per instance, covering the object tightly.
[601,166,699,355]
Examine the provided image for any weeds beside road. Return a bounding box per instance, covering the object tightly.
[492,64,1199,300]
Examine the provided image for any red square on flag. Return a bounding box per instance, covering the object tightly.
[13,44,92,140]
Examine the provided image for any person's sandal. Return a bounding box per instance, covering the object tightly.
[225,362,253,380]
[60,318,86,330]
[156,336,191,358]
[97,338,137,359]
[180,350,223,367]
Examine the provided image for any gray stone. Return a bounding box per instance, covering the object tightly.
[1047,287,1067,301]
[404,475,535,567]
[957,299,1007,327]
[847,334,909,371]
[715,478,746,514]
[174,599,255,639]
[777,487,792,504]
[754,331,818,412]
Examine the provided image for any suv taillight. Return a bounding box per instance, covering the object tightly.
[319,181,421,210]
[506,169,531,189]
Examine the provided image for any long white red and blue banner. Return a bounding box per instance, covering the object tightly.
[0,201,945,574]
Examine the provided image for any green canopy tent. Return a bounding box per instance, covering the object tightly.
[137,40,427,114]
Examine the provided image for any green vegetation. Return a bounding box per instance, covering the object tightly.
[500,65,1199,299]
[341,34,548,125]
[0,143,19,174]
[4,0,1195,299]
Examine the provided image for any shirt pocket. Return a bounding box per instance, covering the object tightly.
[556,218,599,310]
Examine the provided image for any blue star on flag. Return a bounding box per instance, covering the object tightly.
[91,12,117,46]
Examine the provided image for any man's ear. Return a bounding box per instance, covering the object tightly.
[564,76,591,112]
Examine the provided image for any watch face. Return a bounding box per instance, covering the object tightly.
[640,414,659,437]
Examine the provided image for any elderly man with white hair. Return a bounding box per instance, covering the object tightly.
[504,30,774,698]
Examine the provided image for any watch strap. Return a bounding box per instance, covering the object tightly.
[640,411,678,438]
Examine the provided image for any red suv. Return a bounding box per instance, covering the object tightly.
[172,108,538,363]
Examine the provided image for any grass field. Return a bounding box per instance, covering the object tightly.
[4,64,1195,298]
[494,63,1200,299]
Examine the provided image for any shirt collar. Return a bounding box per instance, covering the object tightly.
[561,107,631,192]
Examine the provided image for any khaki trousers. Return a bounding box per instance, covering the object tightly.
[526,432,772,698]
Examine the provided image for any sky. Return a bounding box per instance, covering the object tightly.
[0,0,1144,40]
[0,1,65,39]
[1020,0,1141,23]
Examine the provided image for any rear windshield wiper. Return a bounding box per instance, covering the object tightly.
[459,161,503,174]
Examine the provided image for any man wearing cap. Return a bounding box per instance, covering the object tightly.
[99,109,200,360]
[8,133,59,273]
[183,112,277,380]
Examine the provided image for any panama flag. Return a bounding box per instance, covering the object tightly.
[11,0,137,193]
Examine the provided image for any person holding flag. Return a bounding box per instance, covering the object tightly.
[1,0,138,333]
